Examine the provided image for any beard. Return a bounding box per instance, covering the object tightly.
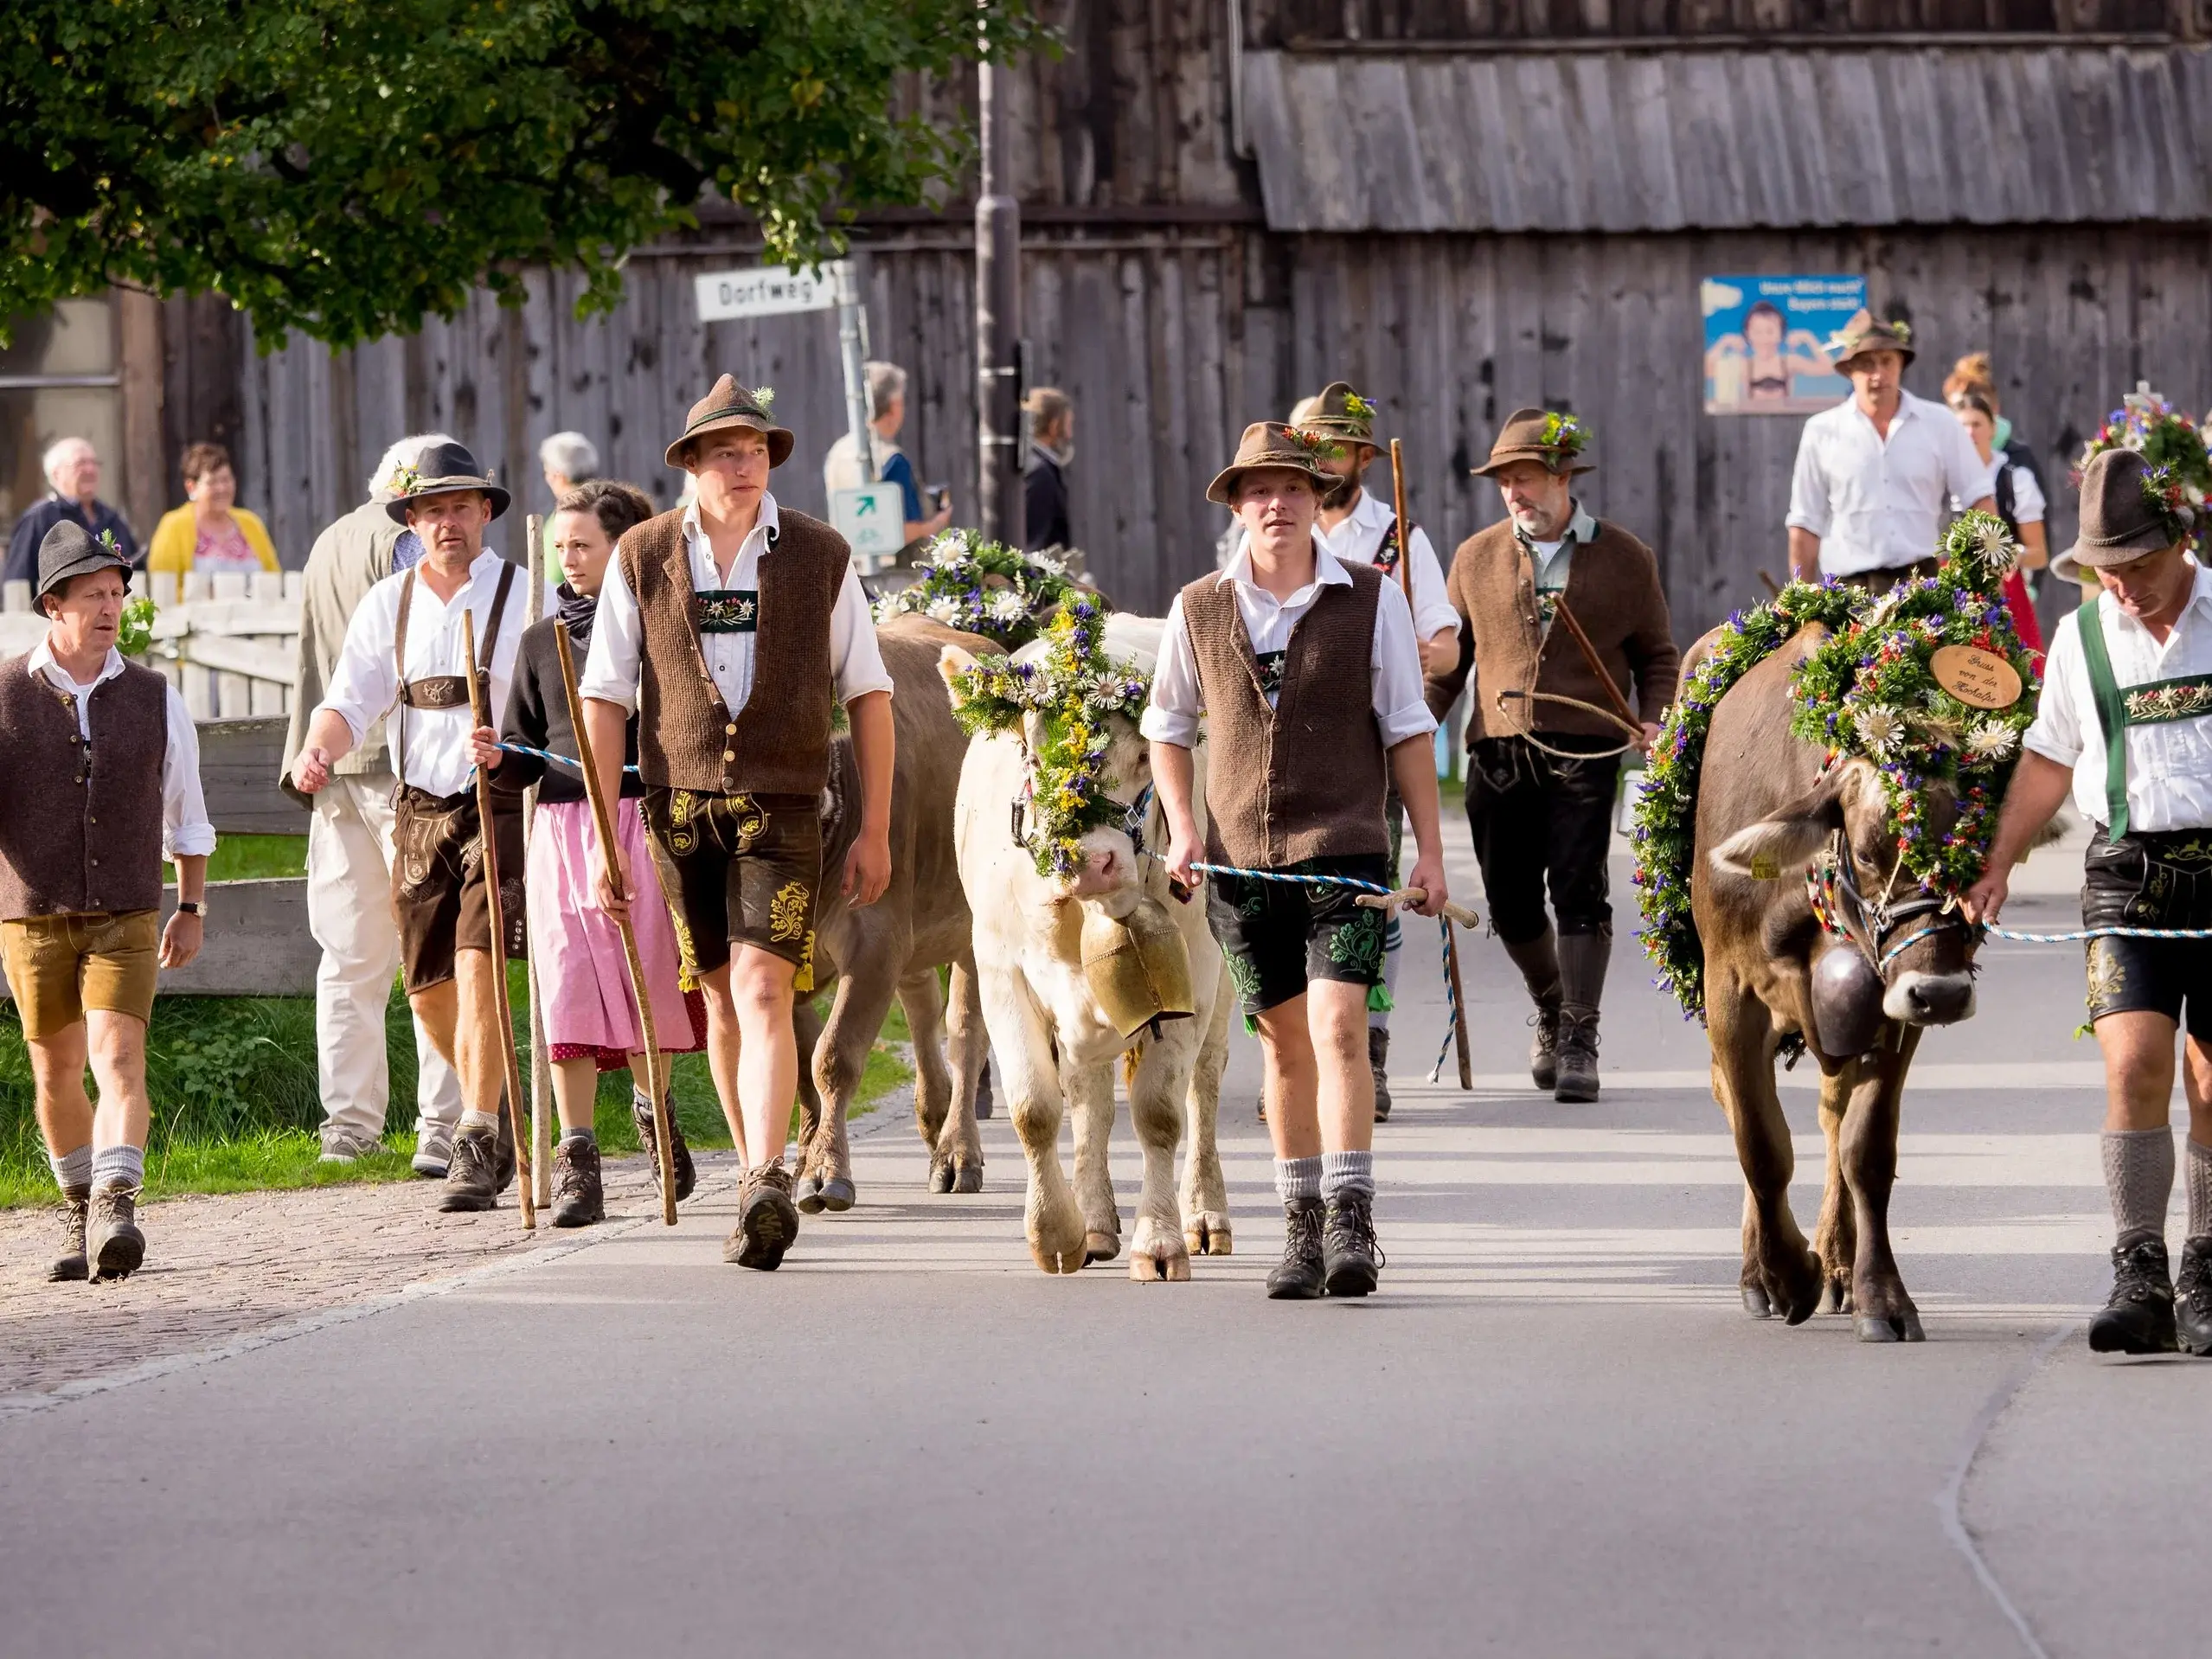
[1318,471,1361,510]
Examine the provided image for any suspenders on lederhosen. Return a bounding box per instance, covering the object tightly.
[390,560,518,796]
[1373,515,1409,578]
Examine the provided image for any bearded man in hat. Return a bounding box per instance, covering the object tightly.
[292,442,554,1212]
[580,377,895,1271]
[1,522,214,1282]
[1285,381,1461,1123]
[1968,447,2212,1359]
[1429,408,1678,1102]
[1786,310,1993,589]
[1148,421,1446,1301]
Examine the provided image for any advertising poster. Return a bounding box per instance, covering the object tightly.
[1702,274,1865,415]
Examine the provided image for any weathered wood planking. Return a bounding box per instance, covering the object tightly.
[1245,0,2183,44]
[192,717,302,835]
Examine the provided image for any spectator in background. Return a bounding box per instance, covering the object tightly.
[146,443,279,580]
[1023,387,1074,551]
[4,437,138,586]
[538,431,599,580]
[824,361,952,548]
[1944,375,2048,655]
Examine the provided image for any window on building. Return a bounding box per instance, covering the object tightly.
[0,298,125,535]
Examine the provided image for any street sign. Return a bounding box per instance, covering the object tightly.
[832,483,907,571]
[694,262,848,323]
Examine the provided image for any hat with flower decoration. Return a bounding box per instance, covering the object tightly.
[36,521,132,599]
[1824,308,1916,369]
[1292,381,1382,451]
[1205,421,1337,507]
[2054,446,2190,580]
[666,374,794,470]
[1472,407,1594,477]
[382,440,512,524]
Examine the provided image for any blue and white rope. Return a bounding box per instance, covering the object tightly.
[1987,923,2212,944]
[492,740,639,776]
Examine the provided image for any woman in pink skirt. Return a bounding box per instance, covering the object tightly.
[472,481,702,1226]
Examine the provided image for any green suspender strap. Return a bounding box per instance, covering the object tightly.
[2075,593,2132,837]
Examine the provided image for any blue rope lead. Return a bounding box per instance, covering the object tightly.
[494,740,639,775]
[1987,923,2212,943]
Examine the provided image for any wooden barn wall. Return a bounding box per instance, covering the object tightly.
[1246,0,2193,43]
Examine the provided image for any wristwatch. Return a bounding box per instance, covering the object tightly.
[176,900,203,917]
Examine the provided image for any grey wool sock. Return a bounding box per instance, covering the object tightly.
[1273,1156,1321,1204]
[560,1127,597,1148]
[90,1144,144,1193]
[2102,1127,2176,1240]
[1321,1149,1375,1202]
[2189,1137,2212,1240]
[458,1109,500,1137]
[49,1144,92,1195]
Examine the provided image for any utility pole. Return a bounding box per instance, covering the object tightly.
[975,59,1023,547]
[835,256,875,485]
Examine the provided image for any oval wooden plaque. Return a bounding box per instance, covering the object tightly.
[1930,644,2023,710]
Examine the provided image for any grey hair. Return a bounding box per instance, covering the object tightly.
[864,361,907,420]
[538,431,599,483]
[42,436,95,490]
[366,432,457,503]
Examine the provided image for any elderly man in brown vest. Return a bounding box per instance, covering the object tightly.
[580,376,895,1271]
[1147,421,1446,1301]
[1428,408,1679,1103]
[1,522,214,1282]
[292,442,554,1213]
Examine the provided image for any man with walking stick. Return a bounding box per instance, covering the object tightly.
[291,442,554,1215]
[1427,408,1678,1102]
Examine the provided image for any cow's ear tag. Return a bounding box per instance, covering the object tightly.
[1750,854,1780,881]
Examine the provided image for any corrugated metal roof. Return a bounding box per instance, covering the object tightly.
[1241,45,2212,233]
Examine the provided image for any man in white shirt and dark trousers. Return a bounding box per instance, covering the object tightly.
[0,522,213,1281]
[1786,311,1994,588]
[1968,448,2212,1357]
[291,443,552,1213]
[1146,421,1447,1300]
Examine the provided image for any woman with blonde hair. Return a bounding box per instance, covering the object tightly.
[1944,353,2048,652]
[146,443,280,578]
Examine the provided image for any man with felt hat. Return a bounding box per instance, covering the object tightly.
[1969,445,2212,1359]
[580,375,896,1271]
[1,521,215,1282]
[1427,407,1678,1103]
[292,441,555,1214]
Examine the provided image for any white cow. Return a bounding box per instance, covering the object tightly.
[939,615,1233,1279]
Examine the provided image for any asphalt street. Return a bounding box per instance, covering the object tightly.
[1,829,2201,1658]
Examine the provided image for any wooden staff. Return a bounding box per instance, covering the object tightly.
[521,516,552,1210]
[1549,594,1644,735]
[464,609,535,1229]
[551,620,677,1225]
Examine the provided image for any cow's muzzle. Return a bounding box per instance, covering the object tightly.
[1882,970,1976,1026]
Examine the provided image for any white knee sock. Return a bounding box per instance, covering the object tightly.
[2102,1128,2175,1240]
[91,1145,144,1193]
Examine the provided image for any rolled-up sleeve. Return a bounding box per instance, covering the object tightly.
[2023,612,2086,767]
[1786,422,1832,536]
[1140,593,1204,748]
[1406,525,1460,641]
[579,550,645,714]
[315,581,401,748]
[1372,578,1439,746]
[830,567,896,703]
[161,686,217,859]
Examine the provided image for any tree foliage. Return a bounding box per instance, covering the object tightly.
[3,0,1042,347]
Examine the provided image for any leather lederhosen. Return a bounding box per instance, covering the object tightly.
[390,560,517,793]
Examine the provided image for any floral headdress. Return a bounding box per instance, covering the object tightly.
[876,531,1090,650]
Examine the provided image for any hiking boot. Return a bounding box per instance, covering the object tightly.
[412,1121,454,1179]
[1529,1004,1562,1091]
[492,1103,516,1195]
[2176,1236,2212,1356]
[1504,928,1564,1090]
[87,1186,145,1282]
[1266,1196,1326,1300]
[318,1125,383,1164]
[50,1187,89,1283]
[1555,1012,1601,1103]
[1369,1028,1394,1124]
[631,1087,696,1203]
[2088,1230,2179,1355]
[1322,1190,1383,1298]
[438,1126,500,1213]
[726,1161,800,1271]
[549,1137,605,1228]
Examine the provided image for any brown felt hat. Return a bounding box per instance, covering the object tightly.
[1825,307,1916,369]
[382,439,511,524]
[1472,407,1594,477]
[1292,381,1380,450]
[666,375,794,470]
[1206,421,1337,507]
[2054,447,2189,580]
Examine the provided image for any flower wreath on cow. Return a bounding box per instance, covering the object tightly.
[1632,510,2040,1031]
[877,529,1091,650]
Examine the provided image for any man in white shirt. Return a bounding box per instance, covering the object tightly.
[292,443,553,1214]
[1967,448,2212,1358]
[1146,420,1444,1301]
[1,522,212,1282]
[583,376,895,1271]
[1786,311,1994,586]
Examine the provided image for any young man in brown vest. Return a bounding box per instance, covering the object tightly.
[580,377,895,1271]
[1428,408,1678,1104]
[1,522,213,1281]
[292,443,553,1211]
[1148,421,1446,1300]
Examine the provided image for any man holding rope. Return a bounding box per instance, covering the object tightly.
[1148,421,1446,1301]
[1967,447,2212,1358]
[1427,408,1677,1102]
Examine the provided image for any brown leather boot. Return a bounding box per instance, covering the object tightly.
[1503,929,1564,1090]
[726,1160,800,1271]
[51,1187,90,1283]
[87,1186,145,1282]
[549,1136,606,1228]
[439,1126,500,1213]
[1555,932,1611,1104]
[630,1087,696,1203]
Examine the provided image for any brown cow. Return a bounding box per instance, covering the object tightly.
[792,614,999,1210]
[1687,624,1979,1342]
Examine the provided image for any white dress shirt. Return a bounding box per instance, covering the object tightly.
[1786,390,1991,577]
[1142,532,1437,750]
[1307,486,1460,642]
[28,636,215,859]
[581,492,894,715]
[1957,453,2047,525]
[2023,562,2212,832]
[316,549,552,798]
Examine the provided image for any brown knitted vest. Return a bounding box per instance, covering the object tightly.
[1180,562,1389,868]
[0,654,169,919]
[619,505,850,796]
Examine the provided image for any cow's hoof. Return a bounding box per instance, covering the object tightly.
[1030,1242,1087,1275]
[1084,1230,1122,1265]
[796,1173,827,1214]
[1131,1246,1191,1282]
[1856,1310,1925,1344]
[1741,1285,1773,1320]
[817,1176,856,1213]
[1185,1214,1233,1257]
[1818,1278,1853,1316]
[928,1163,954,1195]
[952,1164,984,1195]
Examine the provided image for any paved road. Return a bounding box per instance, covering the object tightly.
[1,836,2202,1657]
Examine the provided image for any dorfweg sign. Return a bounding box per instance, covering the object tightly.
[695,263,847,323]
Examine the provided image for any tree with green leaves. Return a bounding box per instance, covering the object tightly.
[3,0,1042,347]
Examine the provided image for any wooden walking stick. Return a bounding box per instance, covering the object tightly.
[1549,594,1644,736]
[551,620,677,1226]
[464,609,535,1229]
[521,516,553,1210]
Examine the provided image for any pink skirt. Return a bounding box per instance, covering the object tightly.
[526,797,703,1067]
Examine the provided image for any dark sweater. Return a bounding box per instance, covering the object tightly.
[495,599,644,805]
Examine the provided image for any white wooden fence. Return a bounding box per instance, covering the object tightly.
[0,569,304,719]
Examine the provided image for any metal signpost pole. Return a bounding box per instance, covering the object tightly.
[975,60,1023,548]
[837,256,875,486]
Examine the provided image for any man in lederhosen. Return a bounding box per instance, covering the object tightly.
[292,442,553,1211]
[580,377,895,1271]
[1427,408,1677,1102]
[1969,447,2212,1357]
